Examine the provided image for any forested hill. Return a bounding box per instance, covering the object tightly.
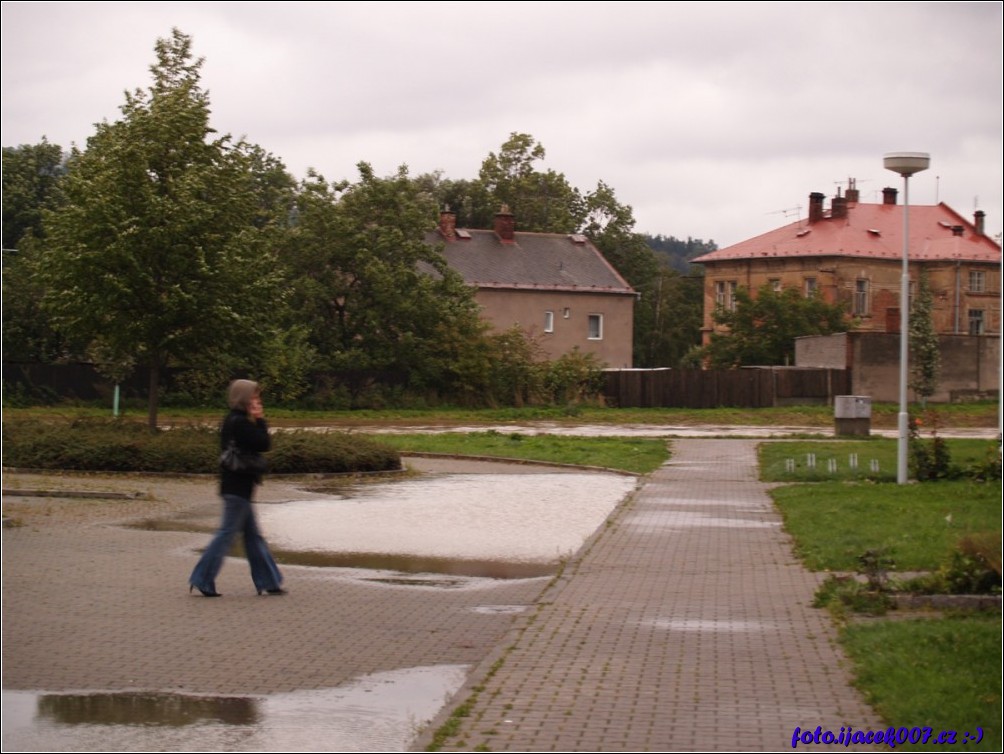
[642,234,716,273]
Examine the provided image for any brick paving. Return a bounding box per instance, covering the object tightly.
[3,441,883,751]
[414,439,882,751]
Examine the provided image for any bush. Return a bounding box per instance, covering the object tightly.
[2,417,400,474]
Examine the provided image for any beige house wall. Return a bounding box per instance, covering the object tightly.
[701,258,1001,342]
[475,289,634,368]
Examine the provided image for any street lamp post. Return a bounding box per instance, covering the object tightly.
[883,151,930,484]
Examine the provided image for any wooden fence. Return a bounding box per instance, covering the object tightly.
[602,367,850,409]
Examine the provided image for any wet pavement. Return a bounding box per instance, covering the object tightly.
[1,458,636,751]
[0,433,935,750]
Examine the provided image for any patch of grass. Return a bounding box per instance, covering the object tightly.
[372,431,669,475]
[840,614,1001,752]
[4,401,998,429]
[769,481,1001,572]
[759,439,996,483]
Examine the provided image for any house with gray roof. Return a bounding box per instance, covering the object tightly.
[426,206,636,367]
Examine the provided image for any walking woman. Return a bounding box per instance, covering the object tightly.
[189,379,285,597]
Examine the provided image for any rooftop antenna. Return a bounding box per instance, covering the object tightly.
[767,205,802,224]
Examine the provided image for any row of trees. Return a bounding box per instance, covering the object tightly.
[2,30,715,426]
[7,29,891,424]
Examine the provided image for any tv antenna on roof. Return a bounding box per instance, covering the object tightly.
[767,205,802,222]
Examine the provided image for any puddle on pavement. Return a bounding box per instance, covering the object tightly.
[646,618,776,632]
[1,664,467,752]
[259,473,636,565]
[137,472,634,580]
[626,511,779,530]
[269,549,555,580]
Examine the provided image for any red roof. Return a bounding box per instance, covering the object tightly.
[694,201,1001,264]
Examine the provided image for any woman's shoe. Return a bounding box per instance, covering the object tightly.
[258,587,287,596]
[190,584,222,597]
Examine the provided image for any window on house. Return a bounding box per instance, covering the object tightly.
[970,270,986,293]
[544,310,554,333]
[968,309,985,335]
[768,278,782,293]
[562,307,571,319]
[714,280,738,311]
[587,314,603,340]
[853,279,869,316]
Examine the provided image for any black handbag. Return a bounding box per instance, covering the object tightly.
[220,439,268,474]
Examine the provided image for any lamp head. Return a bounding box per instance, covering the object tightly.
[883,152,931,178]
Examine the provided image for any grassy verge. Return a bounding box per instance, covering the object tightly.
[3,401,999,429]
[841,614,1001,752]
[759,439,999,483]
[763,437,1001,751]
[769,480,1000,571]
[371,431,669,475]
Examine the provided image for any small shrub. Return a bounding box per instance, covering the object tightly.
[813,575,893,617]
[909,415,959,481]
[2,418,400,474]
[941,533,1002,595]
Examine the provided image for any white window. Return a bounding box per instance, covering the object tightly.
[587,314,603,340]
[544,310,554,333]
[853,279,869,316]
[562,307,571,319]
[769,278,782,293]
[970,270,986,293]
[969,309,985,335]
[804,277,817,298]
[715,280,738,311]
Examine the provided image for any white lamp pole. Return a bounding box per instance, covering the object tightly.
[883,152,930,484]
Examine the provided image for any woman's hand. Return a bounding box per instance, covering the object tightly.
[249,395,265,420]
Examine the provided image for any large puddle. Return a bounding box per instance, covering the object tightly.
[1,665,467,752]
[259,473,638,566]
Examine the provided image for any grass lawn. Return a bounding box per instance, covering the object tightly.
[4,401,998,429]
[371,431,669,475]
[759,438,998,483]
[841,614,1001,752]
[763,437,1001,751]
[768,480,1000,572]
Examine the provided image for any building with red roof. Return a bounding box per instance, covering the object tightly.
[692,180,1001,342]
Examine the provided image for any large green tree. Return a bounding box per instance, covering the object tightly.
[282,163,487,404]
[703,284,849,367]
[2,140,70,363]
[38,29,287,428]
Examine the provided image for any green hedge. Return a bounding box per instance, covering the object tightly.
[2,418,401,474]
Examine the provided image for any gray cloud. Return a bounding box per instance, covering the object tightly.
[3,1,1000,246]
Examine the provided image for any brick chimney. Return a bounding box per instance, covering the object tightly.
[831,193,848,220]
[439,206,456,240]
[974,210,986,235]
[846,178,860,204]
[494,204,515,243]
[882,187,898,205]
[808,192,825,224]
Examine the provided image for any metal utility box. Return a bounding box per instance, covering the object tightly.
[834,395,871,436]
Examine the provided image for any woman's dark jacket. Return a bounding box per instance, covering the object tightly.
[219,408,270,500]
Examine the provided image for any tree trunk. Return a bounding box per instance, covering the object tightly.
[147,361,160,432]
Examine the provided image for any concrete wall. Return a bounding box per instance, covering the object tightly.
[475,289,635,368]
[796,332,1000,402]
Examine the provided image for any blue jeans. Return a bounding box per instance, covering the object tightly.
[189,494,283,593]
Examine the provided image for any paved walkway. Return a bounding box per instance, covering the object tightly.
[414,439,882,751]
[2,439,883,751]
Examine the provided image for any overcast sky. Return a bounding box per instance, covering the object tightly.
[3,1,1002,247]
